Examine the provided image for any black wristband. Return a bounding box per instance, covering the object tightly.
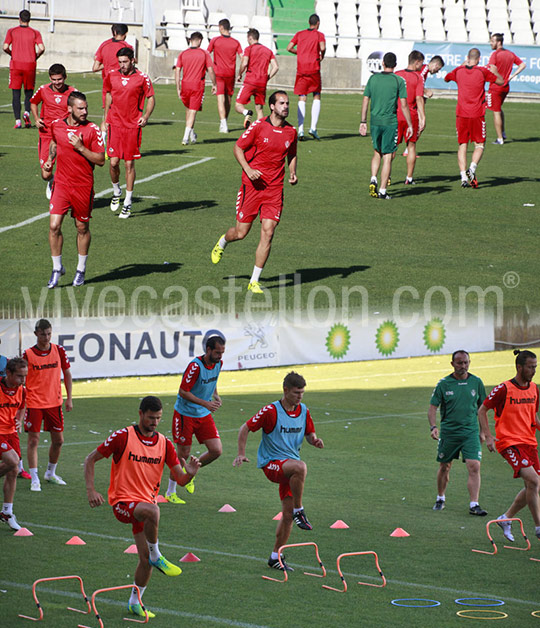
[430,425,437,431]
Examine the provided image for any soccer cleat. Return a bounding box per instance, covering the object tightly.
[127,603,156,619]
[492,138,504,145]
[247,281,264,294]
[219,120,228,134]
[47,265,65,289]
[18,470,31,480]
[433,498,445,511]
[72,270,85,287]
[298,131,305,141]
[243,110,253,129]
[23,112,31,128]
[377,192,391,200]
[268,554,294,571]
[461,180,469,188]
[14,120,22,129]
[181,139,189,146]
[110,195,121,211]
[184,475,195,494]
[469,505,487,516]
[165,492,186,504]
[149,555,182,576]
[402,148,408,156]
[44,473,67,485]
[369,182,378,198]
[404,178,416,185]
[0,512,21,531]
[46,180,54,200]
[293,508,313,530]
[119,204,131,219]
[190,130,197,144]
[308,129,320,140]
[30,480,41,492]
[387,177,391,187]
[211,235,226,264]
[496,516,514,542]
[466,168,478,188]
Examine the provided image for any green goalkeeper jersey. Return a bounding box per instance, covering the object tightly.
[430,373,486,436]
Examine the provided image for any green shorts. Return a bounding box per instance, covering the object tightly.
[436,432,482,464]
[371,123,398,155]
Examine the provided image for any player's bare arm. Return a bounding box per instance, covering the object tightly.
[416,95,426,133]
[171,455,201,485]
[319,40,326,61]
[208,67,217,95]
[213,390,223,408]
[477,405,496,452]
[30,102,45,130]
[359,96,369,136]
[174,66,182,99]
[234,143,262,180]
[15,407,25,432]
[233,423,250,467]
[43,140,57,172]
[428,404,439,440]
[489,64,505,86]
[268,58,279,81]
[288,154,298,185]
[306,432,324,448]
[102,91,113,132]
[63,367,73,412]
[237,56,248,82]
[400,98,413,140]
[69,133,105,167]
[179,387,221,412]
[286,41,297,55]
[36,43,45,59]
[84,449,106,508]
[509,61,526,83]
[3,43,12,56]
[92,58,103,73]
[138,94,155,127]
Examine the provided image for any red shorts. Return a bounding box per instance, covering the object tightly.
[38,132,54,167]
[486,88,508,112]
[294,72,322,96]
[0,433,22,459]
[113,501,144,534]
[236,83,266,107]
[216,76,235,96]
[397,114,419,144]
[262,460,292,500]
[500,444,540,479]
[172,410,220,446]
[181,84,205,111]
[9,66,36,90]
[107,125,142,161]
[456,115,486,144]
[235,183,283,224]
[25,407,64,433]
[50,184,94,223]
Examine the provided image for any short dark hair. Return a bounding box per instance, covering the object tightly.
[19,10,31,23]
[190,31,203,42]
[139,395,163,413]
[283,371,306,390]
[219,18,231,30]
[269,90,288,107]
[247,28,260,40]
[206,335,226,350]
[309,14,320,26]
[383,52,397,68]
[49,63,67,78]
[117,46,134,59]
[430,55,444,68]
[452,350,469,361]
[68,91,87,106]
[409,50,425,64]
[468,48,481,61]
[6,357,27,373]
[35,318,52,331]
[491,32,504,44]
[112,23,128,36]
[514,349,537,367]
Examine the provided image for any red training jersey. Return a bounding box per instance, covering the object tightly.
[94,38,134,80]
[104,68,154,128]
[23,344,69,409]
[4,25,43,70]
[207,35,242,78]
[488,48,523,91]
[418,63,429,85]
[49,118,104,187]
[246,403,315,434]
[444,65,498,118]
[176,47,213,86]
[243,43,275,88]
[290,28,325,75]
[396,68,423,118]
[0,379,26,435]
[30,83,77,133]
[237,117,297,189]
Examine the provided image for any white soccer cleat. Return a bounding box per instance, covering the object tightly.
[30,480,41,492]
[496,515,514,542]
[110,195,121,212]
[0,512,21,531]
[44,473,67,486]
[119,204,131,219]
[190,130,197,144]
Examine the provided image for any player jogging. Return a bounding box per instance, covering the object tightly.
[428,350,487,516]
[85,396,201,619]
[286,13,326,140]
[30,64,77,200]
[487,33,526,145]
[211,90,297,294]
[165,336,225,503]
[104,47,155,219]
[444,48,503,189]
[234,371,324,571]
[478,349,539,543]
[0,358,28,532]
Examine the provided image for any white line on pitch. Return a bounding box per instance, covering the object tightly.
[0,157,214,235]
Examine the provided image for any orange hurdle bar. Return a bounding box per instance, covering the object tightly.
[322,551,386,593]
[78,584,147,628]
[472,517,530,555]
[19,575,91,621]
[262,542,326,583]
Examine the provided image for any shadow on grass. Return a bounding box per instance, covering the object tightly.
[506,136,540,144]
[301,132,358,142]
[136,199,218,215]
[231,265,371,287]
[84,262,182,284]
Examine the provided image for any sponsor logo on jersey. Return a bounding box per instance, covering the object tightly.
[128,451,162,464]
[471,390,477,396]
[55,96,62,104]
[509,396,536,405]
[280,425,302,434]
[445,390,454,396]
[31,361,58,371]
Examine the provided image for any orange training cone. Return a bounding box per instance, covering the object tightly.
[390,528,410,537]
[273,512,283,521]
[330,520,350,529]
[66,535,86,545]
[180,552,201,562]
[218,504,236,512]
[14,527,33,536]
[124,544,138,554]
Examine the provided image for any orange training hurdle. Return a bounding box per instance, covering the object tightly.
[322,551,386,592]
[262,542,326,583]
[18,575,91,621]
[472,518,530,556]
[78,584,148,628]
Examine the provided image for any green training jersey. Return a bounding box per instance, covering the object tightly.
[364,72,407,126]
[430,372,486,436]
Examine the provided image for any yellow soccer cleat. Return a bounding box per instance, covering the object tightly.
[247,281,264,294]
[165,492,186,504]
[211,235,226,264]
[184,476,195,494]
[127,603,156,618]
[149,555,182,576]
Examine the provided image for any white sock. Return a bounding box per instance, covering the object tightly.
[250,265,263,283]
[370,176,377,184]
[183,127,192,142]
[470,501,478,508]
[125,190,133,206]
[2,503,13,515]
[30,468,39,482]
[77,255,87,273]
[379,188,386,195]
[242,108,250,116]
[270,551,279,560]
[219,236,228,248]
[406,176,413,182]
[18,459,24,472]
[129,584,145,606]
[113,182,121,197]
[460,170,467,181]
[47,462,57,475]
[310,99,321,130]
[470,161,477,173]
[167,479,177,495]
[297,100,306,131]
[437,495,445,501]
[293,507,303,515]
[15,119,21,124]
[147,540,161,562]
[52,255,62,271]
[101,130,107,145]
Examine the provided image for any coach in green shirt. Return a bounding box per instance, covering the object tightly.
[359,52,412,200]
[428,350,487,516]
